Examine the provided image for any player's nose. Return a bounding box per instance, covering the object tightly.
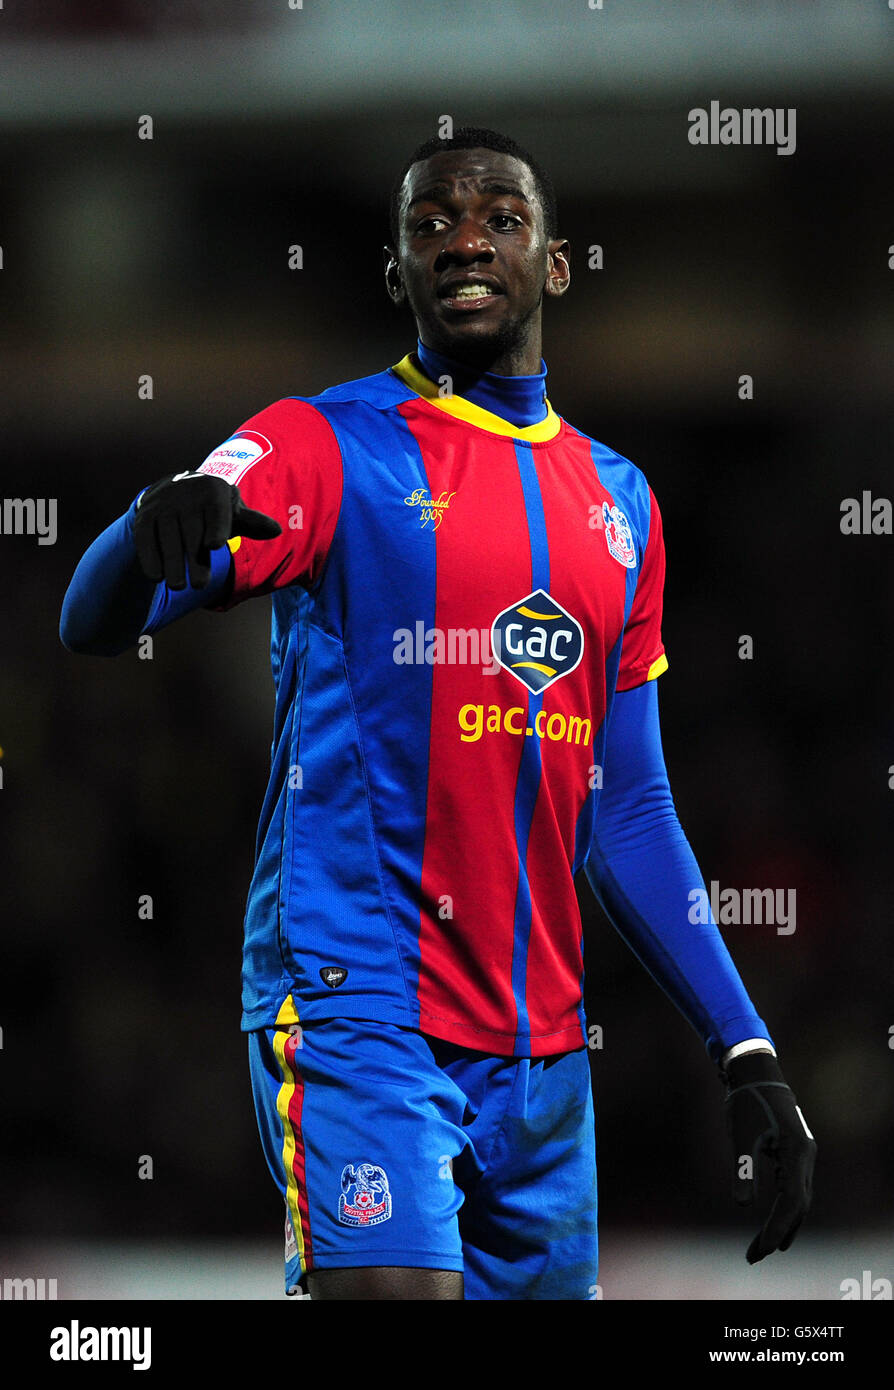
[434,216,496,266]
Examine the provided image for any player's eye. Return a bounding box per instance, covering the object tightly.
[414,215,449,233]
[489,213,522,230]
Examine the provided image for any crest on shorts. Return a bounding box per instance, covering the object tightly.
[338,1162,392,1227]
[602,501,637,568]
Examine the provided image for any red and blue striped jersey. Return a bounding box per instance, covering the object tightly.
[200,354,668,1057]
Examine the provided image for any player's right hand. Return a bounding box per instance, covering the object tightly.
[133,471,281,590]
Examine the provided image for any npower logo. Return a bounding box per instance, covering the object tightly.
[491,589,584,694]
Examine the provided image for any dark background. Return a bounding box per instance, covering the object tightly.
[1,0,892,1294]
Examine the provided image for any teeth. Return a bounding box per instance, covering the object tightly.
[450,284,495,298]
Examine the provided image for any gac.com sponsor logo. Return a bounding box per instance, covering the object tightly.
[491,589,584,694]
[393,590,586,691]
[459,702,592,745]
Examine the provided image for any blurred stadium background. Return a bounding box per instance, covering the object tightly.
[1,0,893,1300]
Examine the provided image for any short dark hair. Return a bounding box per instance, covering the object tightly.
[388,126,558,246]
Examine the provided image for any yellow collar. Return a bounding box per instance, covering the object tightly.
[390,354,562,443]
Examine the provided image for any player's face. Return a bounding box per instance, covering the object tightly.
[386,148,569,373]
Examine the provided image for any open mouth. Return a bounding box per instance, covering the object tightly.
[437,280,504,311]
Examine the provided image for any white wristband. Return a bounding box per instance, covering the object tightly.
[721,1038,777,1066]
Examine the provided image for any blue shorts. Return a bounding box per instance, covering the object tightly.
[247,1016,598,1300]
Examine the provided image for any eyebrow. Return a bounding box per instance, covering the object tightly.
[406,180,531,213]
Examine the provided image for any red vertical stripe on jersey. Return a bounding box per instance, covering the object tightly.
[404,403,536,1050]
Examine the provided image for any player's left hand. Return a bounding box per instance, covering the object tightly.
[721,1051,817,1264]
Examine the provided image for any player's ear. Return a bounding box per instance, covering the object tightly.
[545,238,571,298]
[383,246,406,305]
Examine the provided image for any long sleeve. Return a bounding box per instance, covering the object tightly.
[584,678,773,1064]
[59,494,232,656]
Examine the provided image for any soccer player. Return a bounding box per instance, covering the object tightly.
[60,127,816,1301]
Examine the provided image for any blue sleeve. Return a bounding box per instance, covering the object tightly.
[584,679,773,1064]
[60,494,233,657]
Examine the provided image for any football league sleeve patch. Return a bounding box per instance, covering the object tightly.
[197,398,345,609]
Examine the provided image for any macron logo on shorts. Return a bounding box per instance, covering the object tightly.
[198,431,273,486]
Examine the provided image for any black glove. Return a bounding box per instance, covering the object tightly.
[133,471,281,590]
[720,1051,817,1265]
